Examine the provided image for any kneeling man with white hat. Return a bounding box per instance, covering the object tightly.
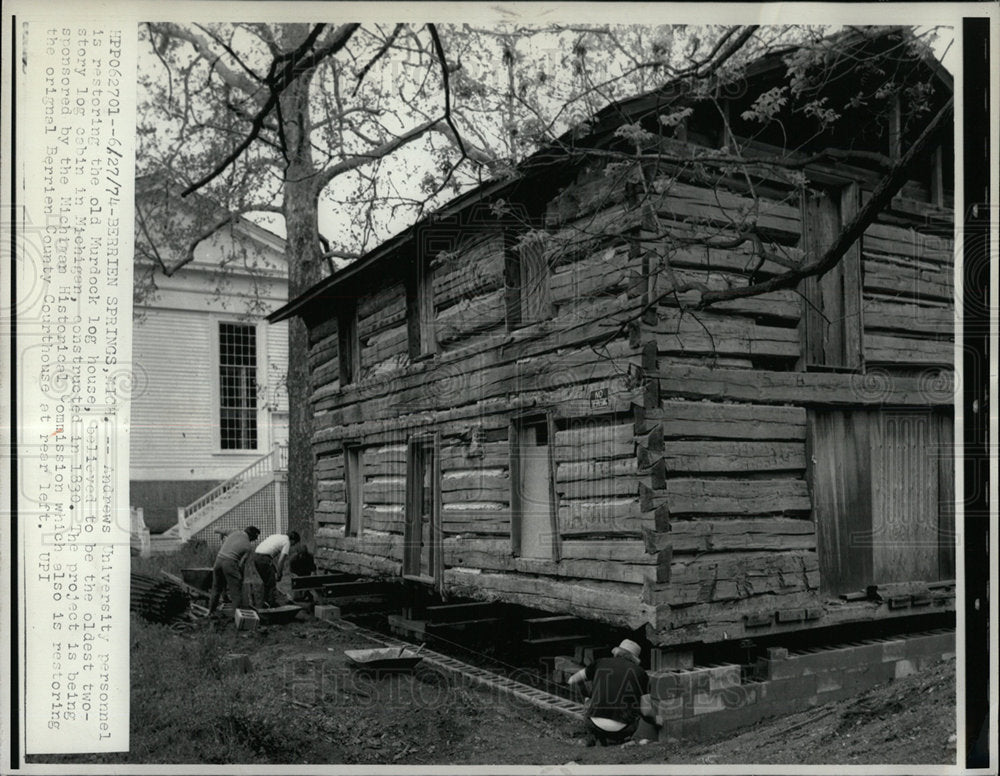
[568,638,654,746]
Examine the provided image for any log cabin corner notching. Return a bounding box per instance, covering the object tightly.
[269,29,956,647]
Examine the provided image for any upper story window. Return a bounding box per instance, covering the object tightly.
[506,231,552,331]
[800,183,863,370]
[407,256,437,359]
[338,299,360,386]
[219,322,258,449]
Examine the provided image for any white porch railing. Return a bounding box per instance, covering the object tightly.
[175,443,288,541]
[130,506,151,557]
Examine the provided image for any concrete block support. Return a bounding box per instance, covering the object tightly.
[314,604,342,622]
[649,664,742,701]
[882,639,907,662]
[651,648,695,671]
[655,630,955,744]
[653,693,686,724]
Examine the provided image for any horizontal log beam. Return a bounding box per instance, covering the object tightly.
[643,478,811,516]
[652,364,954,406]
[443,569,653,630]
[660,440,806,474]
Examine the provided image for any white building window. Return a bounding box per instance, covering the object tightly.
[219,322,258,449]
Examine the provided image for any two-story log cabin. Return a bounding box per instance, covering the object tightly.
[269,27,956,649]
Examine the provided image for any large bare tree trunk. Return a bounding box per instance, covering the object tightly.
[286,313,315,544]
[279,62,324,546]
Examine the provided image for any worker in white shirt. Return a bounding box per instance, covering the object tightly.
[252,531,300,607]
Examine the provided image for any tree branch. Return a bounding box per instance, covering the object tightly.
[290,23,361,76]
[693,25,758,78]
[427,23,466,163]
[314,117,443,189]
[696,96,953,308]
[320,248,363,261]
[353,23,405,96]
[181,23,360,197]
[147,22,264,97]
[193,23,266,85]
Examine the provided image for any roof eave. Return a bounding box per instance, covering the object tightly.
[267,175,526,323]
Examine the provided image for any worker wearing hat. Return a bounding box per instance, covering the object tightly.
[568,638,652,746]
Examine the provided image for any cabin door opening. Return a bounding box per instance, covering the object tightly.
[405,436,440,581]
[809,408,954,596]
[511,416,556,560]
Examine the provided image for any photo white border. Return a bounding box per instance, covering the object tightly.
[2,2,996,774]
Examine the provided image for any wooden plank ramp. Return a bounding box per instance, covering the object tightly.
[321,616,586,719]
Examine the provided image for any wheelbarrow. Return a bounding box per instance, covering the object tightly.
[344,644,425,673]
[255,604,303,626]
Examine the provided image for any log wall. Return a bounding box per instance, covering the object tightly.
[307,208,658,628]
[861,221,954,367]
[619,160,956,646]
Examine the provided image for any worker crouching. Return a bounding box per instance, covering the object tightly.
[252,531,300,608]
[568,638,655,746]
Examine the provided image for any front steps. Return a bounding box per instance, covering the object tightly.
[148,533,186,554]
[160,473,275,543]
[142,445,288,555]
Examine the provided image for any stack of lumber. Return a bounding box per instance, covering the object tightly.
[130,571,189,623]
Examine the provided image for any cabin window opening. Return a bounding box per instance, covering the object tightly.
[510,414,558,560]
[809,408,955,596]
[929,145,949,208]
[407,257,437,359]
[218,322,258,450]
[799,183,863,371]
[405,435,440,581]
[338,300,360,386]
[344,444,364,537]
[506,232,553,331]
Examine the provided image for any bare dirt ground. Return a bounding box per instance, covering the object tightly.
[37,609,957,768]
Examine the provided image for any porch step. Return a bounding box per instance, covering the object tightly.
[149,445,287,552]
[183,473,275,537]
[148,535,185,554]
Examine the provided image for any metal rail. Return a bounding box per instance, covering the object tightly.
[325,617,587,720]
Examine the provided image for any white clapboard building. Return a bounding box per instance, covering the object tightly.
[129,178,289,553]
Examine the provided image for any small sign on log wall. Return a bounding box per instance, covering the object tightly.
[589,387,610,410]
